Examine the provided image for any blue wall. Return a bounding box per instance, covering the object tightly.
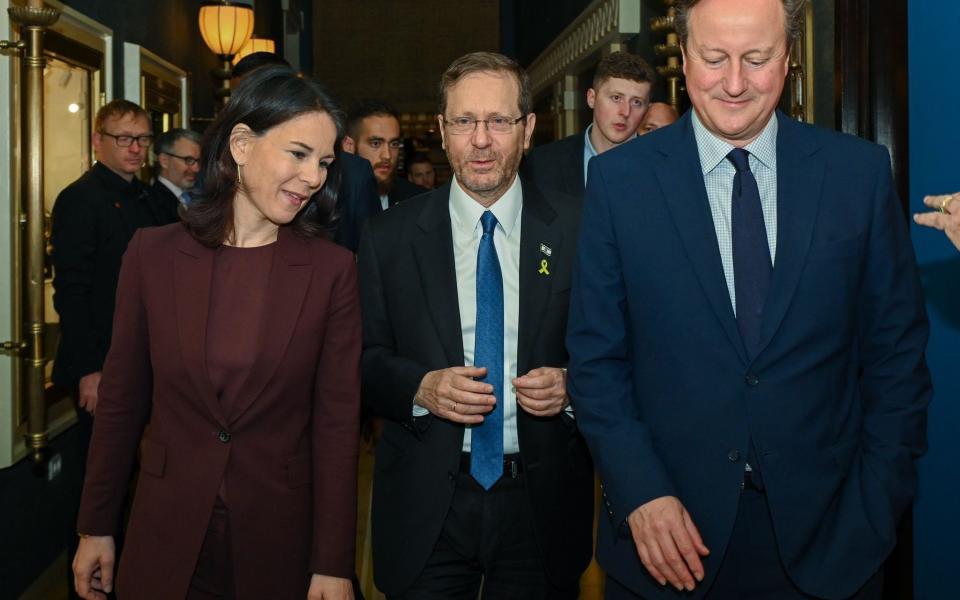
[908,2,960,599]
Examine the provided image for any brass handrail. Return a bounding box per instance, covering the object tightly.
[3,1,62,463]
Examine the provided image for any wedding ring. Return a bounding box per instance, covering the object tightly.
[453,402,458,413]
[940,194,955,213]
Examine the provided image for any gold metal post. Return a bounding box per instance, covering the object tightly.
[652,4,683,111]
[4,0,61,462]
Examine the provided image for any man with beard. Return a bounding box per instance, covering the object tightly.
[359,52,594,598]
[344,99,425,209]
[523,51,655,198]
[152,127,201,209]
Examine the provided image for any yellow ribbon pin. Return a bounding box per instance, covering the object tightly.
[538,259,550,275]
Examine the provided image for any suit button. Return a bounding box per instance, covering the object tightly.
[218,430,231,443]
[745,374,760,386]
[728,449,740,462]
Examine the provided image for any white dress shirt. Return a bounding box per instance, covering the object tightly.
[411,175,523,454]
[157,175,186,204]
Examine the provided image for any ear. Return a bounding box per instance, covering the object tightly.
[229,123,254,166]
[157,153,170,171]
[522,112,536,151]
[586,88,597,110]
[341,136,356,153]
[680,45,689,79]
[92,131,103,155]
[437,114,447,150]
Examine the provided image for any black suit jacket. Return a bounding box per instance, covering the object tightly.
[51,162,180,388]
[386,176,427,208]
[359,179,594,594]
[333,151,381,253]
[149,179,186,220]
[522,132,586,199]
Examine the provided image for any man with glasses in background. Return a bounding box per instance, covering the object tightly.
[152,127,202,209]
[359,52,593,599]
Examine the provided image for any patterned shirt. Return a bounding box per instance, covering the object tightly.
[691,110,779,315]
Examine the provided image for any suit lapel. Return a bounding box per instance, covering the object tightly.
[655,113,748,365]
[412,185,465,366]
[229,227,312,424]
[174,233,226,425]
[517,182,559,374]
[567,135,586,197]
[755,114,824,357]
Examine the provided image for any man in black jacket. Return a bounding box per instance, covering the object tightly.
[51,99,179,412]
[523,51,655,198]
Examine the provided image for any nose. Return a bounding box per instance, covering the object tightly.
[618,102,631,117]
[723,60,747,97]
[471,121,492,148]
[378,143,391,162]
[301,162,326,190]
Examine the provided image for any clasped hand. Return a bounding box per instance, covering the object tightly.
[415,366,568,423]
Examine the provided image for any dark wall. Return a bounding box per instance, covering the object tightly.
[59,0,286,127]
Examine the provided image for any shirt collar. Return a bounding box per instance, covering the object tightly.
[157,175,184,198]
[584,124,600,161]
[449,173,523,238]
[691,109,778,175]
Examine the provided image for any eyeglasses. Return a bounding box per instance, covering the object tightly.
[442,115,526,135]
[162,152,200,167]
[99,131,154,148]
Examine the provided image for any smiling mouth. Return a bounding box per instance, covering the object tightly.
[283,191,308,206]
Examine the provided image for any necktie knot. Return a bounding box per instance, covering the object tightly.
[727,148,752,174]
[480,210,498,236]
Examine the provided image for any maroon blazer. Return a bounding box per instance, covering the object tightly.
[77,223,361,600]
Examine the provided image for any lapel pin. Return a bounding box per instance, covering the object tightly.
[538,259,550,276]
[539,243,552,257]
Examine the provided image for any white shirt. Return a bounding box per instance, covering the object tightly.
[157,175,186,203]
[412,175,523,454]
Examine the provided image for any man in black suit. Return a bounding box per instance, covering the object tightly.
[523,51,655,198]
[359,51,593,599]
[52,99,179,412]
[152,127,201,210]
[343,99,426,209]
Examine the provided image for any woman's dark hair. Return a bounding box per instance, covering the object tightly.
[185,66,346,246]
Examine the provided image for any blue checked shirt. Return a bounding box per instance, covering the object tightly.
[691,111,779,315]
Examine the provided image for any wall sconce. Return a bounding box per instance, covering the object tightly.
[233,36,276,65]
[198,0,254,104]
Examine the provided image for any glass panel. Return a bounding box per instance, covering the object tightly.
[42,56,94,401]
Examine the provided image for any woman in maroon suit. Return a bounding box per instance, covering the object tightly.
[72,67,360,600]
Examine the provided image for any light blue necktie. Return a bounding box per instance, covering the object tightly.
[470,210,504,490]
[180,190,192,206]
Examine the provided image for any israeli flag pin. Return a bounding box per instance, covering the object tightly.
[539,243,552,257]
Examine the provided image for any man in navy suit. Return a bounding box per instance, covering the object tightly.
[566,0,931,598]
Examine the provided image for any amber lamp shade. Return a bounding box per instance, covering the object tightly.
[198,1,254,58]
[232,37,277,65]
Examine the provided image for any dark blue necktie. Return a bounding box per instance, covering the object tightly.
[470,210,504,490]
[728,148,771,360]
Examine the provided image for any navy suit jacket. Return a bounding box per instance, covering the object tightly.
[522,132,586,199]
[566,111,931,599]
[333,151,381,253]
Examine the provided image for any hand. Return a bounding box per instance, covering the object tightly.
[627,496,710,592]
[307,574,354,600]
[513,367,568,417]
[914,192,960,251]
[415,366,496,424]
[73,535,115,599]
[78,372,102,415]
